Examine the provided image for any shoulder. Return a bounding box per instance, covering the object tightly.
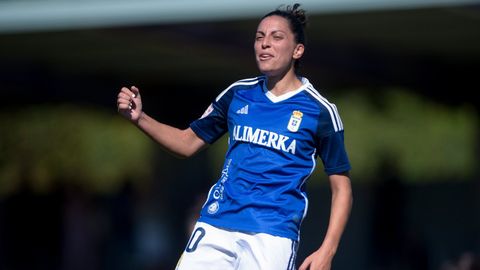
[214,76,265,102]
[302,79,344,132]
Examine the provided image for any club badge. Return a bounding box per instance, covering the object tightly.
[207,201,219,214]
[287,110,303,132]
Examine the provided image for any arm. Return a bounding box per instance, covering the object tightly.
[299,173,353,270]
[117,86,207,158]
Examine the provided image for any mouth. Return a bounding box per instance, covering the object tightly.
[258,53,274,61]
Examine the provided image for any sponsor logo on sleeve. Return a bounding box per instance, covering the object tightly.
[200,104,214,119]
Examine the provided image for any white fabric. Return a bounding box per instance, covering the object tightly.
[176,222,296,270]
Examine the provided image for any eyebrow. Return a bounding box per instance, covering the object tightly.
[256,30,286,35]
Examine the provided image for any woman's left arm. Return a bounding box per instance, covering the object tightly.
[299,173,353,270]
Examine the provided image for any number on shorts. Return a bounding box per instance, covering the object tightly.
[185,227,206,253]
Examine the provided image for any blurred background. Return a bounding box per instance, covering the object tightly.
[0,0,479,269]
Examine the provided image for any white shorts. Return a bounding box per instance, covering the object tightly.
[175,222,298,270]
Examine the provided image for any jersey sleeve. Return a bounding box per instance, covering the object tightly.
[318,130,351,175]
[316,105,351,175]
[189,85,235,144]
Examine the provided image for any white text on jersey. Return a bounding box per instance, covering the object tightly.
[232,125,296,154]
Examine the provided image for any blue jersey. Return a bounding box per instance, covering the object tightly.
[190,76,351,240]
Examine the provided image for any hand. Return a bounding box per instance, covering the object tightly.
[117,86,142,123]
[298,248,333,270]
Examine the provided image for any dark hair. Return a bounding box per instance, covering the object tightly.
[262,3,308,71]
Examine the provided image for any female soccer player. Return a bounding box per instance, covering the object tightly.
[117,4,352,270]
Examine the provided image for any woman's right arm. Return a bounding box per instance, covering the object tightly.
[117,86,207,158]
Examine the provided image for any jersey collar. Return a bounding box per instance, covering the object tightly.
[263,77,310,103]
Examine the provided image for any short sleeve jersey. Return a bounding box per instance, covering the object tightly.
[190,76,351,240]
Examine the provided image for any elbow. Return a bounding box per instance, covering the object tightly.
[171,129,203,159]
[172,153,188,159]
[171,144,204,159]
[174,152,193,159]
[170,148,196,159]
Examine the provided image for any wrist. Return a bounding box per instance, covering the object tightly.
[318,242,338,257]
[134,111,145,126]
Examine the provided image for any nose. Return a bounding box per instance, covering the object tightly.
[261,36,271,49]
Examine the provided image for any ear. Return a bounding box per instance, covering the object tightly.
[293,43,305,60]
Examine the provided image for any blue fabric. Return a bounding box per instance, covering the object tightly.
[190,76,351,240]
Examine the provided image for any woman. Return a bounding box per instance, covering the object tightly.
[117,4,352,270]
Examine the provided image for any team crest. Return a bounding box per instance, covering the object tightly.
[207,201,219,214]
[287,110,303,132]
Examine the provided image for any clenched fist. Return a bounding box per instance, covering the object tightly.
[117,86,142,123]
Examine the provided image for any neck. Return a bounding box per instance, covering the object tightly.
[266,68,302,96]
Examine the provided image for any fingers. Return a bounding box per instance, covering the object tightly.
[131,86,140,97]
[298,257,312,270]
[117,86,139,111]
[117,90,131,110]
[120,86,138,99]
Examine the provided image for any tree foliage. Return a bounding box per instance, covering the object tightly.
[0,105,155,196]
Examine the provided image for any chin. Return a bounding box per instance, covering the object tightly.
[257,65,277,77]
[257,62,291,78]
[259,69,283,78]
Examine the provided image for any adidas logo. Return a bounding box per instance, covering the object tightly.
[236,105,249,115]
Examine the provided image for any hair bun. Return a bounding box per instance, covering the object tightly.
[288,3,307,28]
